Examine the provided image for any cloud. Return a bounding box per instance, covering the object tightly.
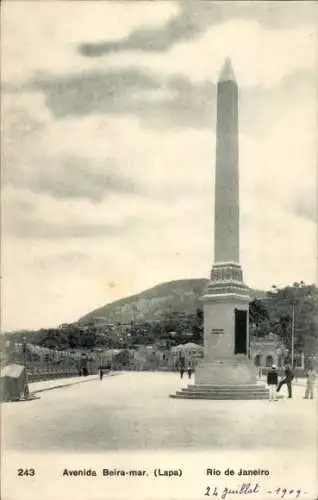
[2,92,216,203]
[18,67,314,140]
[3,77,316,209]
[3,1,315,91]
[242,205,316,291]
[3,90,316,240]
[4,155,136,202]
[79,1,317,56]
[31,250,91,269]
[27,69,164,118]
[2,186,143,239]
[292,199,317,224]
[2,1,180,84]
[10,71,217,133]
[102,19,316,87]
[3,105,316,244]
[7,218,134,240]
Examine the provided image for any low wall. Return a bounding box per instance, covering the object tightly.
[112,366,179,372]
[28,369,98,383]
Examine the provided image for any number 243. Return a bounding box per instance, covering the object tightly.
[17,469,35,477]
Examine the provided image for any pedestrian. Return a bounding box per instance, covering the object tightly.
[304,366,316,399]
[187,360,193,379]
[276,364,294,398]
[23,368,30,400]
[99,367,104,381]
[267,365,278,401]
[23,383,30,400]
[177,355,185,379]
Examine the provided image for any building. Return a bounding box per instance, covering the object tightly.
[170,343,204,368]
[250,332,305,369]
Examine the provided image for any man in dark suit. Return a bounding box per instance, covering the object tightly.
[276,364,294,398]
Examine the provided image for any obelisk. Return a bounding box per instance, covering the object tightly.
[194,57,255,386]
[214,58,239,265]
[170,59,268,399]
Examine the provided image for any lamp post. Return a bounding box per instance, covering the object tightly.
[22,337,27,368]
[21,336,30,399]
[96,348,103,371]
[53,347,57,373]
[291,302,295,368]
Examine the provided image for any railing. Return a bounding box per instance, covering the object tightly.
[29,369,100,382]
[27,370,82,383]
[1,353,98,383]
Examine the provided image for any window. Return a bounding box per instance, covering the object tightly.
[266,355,274,367]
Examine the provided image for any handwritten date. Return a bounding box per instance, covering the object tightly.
[204,484,307,498]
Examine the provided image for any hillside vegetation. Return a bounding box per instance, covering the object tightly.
[3,280,316,358]
[79,278,265,324]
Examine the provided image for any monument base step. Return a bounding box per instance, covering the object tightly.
[170,384,269,400]
[185,384,262,390]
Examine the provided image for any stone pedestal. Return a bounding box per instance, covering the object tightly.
[170,263,268,400]
[196,262,257,383]
[195,262,256,385]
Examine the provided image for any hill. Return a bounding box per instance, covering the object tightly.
[78,278,266,325]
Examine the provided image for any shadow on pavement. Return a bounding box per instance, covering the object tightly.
[1,394,41,404]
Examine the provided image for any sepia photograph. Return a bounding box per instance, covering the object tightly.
[1,1,317,499]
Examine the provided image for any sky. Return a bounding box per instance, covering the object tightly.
[1,1,317,331]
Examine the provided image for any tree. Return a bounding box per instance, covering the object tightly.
[249,299,269,328]
[113,349,130,369]
[81,331,96,349]
[191,308,203,344]
[266,284,318,354]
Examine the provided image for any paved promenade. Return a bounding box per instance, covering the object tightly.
[1,372,317,500]
[2,371,316,452]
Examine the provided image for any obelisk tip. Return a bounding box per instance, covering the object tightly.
[219,58,236,82]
